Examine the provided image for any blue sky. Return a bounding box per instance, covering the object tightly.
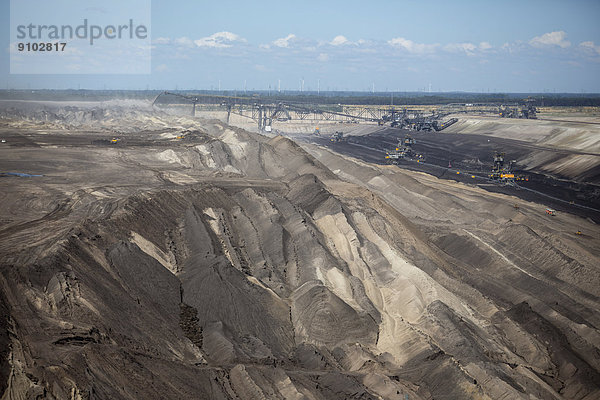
[1,0,599,92]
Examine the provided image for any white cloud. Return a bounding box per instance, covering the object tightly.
[317,53,329,62]
[153,37,170,45]
[273,34,296,48]
[580,41,600,55]
[330,35,349,46]
[174,37,194,47]
[327,36,368,47]
[388,37,438,54]
[444,42,477,55]
[499,40,527,54]
[194,31,245,48]
[479,42,492,50]
[529,31,570,48]
[155,64,168,72]
[580,41,595,49]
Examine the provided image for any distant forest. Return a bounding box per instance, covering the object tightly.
[1,89,599,107]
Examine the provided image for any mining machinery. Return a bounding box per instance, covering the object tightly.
[385,134,423,163]
[153,92,462,132]
[498,98,537,119]
[522,97,537,119]
[387,109,458,132]
[433,117,458,130]
[398,134,417,157]
[403,135,416,148]
[403,112,438,131]
[489,152,514,181]
[498,106,518,118]
[330,131,345,142]
[385,151,402,163]
[493,151,506,171]
[489,151,528,182]
[152,91,201,116]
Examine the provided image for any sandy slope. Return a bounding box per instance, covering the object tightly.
[0,101,599,399]
[442,115,600,180]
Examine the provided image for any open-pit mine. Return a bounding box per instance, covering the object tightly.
[1,98,599,399]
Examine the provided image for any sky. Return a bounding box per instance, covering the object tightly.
[1,0,600,92]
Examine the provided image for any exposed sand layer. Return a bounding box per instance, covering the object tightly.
[442,115,600,179]
[443,115,600,152]
[0,102,599,399]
